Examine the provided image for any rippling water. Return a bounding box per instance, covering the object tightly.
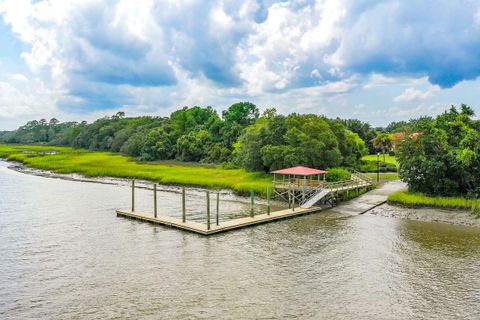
[1,160,480,320]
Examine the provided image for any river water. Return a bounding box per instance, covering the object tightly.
[1,160,480,320]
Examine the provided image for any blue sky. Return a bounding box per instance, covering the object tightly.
[1,0,480,130]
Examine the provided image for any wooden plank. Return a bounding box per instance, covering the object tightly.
[116,206,323,236]
[118,179,372,236]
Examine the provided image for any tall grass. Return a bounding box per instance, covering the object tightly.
[388,191,480,215]
[0,144,272,195]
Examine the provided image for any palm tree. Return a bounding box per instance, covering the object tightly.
[372,132,393,162]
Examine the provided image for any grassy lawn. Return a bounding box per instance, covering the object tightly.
[0,144,272,195]
[362,154,398,166]
[366,172,399,181]
[388,190,480,211]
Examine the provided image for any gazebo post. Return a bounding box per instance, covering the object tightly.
[288,181,292,208]
[270,166,328,205]
[302,176,306,202]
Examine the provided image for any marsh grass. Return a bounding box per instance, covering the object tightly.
[0,144,272,195]
[471,203,480,218]
[388,191,480,216]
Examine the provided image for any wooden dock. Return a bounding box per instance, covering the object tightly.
[116,171,373,236]
[116,206,323,236]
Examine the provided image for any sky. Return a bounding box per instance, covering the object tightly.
[1,0,480,130]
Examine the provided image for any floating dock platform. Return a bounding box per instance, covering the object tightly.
[116,206,322,236]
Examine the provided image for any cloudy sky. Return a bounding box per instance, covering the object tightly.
[1,0,480,129]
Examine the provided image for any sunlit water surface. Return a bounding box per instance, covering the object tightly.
[1,160,480,319]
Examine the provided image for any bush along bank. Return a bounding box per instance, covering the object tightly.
[387,191,480,217]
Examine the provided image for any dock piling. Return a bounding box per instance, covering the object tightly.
[131,179,135,212]
[288,182,292,209]
[154,183,157,218]
[216,192,220,226]
[250,190,255,218]
[267,187,271,215]
[206,191,211,230]
[291,184,295,211]
[182,187,186,223]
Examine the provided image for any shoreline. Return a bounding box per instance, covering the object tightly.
[367,203,480,227]
[3,159,478,227]
[1,160,277,206]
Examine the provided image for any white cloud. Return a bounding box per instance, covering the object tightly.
[0,77,57,120]
[1,0,480,127]
[363,73,398,88]
[387,102,448,119]
[10,73,28,81]
[393,87,436,103]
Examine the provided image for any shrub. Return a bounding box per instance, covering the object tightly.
[326,168,351,182]
[357,160,397,173]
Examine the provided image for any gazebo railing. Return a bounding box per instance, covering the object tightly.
[274,178,325,189]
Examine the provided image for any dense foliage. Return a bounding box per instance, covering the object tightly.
[341,118,377,153]
[233,110,366,172]
[0,102,366,172]
[397,105,480,197]
[384,116,433,134]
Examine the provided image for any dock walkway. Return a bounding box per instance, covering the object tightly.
[330,180,407,215]
[117,206,322,235]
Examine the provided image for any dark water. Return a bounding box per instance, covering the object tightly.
[1,161,480,320]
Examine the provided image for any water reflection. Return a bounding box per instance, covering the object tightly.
[400,219,480,257]
[1,160,480,319]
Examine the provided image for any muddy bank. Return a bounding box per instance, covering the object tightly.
[368,203,480,227]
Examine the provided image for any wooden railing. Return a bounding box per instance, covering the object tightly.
[274,179,325,189]
[351,170,373,184]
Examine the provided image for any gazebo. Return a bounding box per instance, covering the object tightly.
[271,166,328,204]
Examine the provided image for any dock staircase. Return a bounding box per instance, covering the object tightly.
[299,171,372,208]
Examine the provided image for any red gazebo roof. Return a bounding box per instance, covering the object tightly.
[271,166,327,176]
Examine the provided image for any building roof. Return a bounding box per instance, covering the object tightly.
[271,166,327,176]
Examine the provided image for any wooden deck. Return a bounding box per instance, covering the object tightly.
[116,206,323,236]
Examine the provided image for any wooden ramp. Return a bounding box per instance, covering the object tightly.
[300,180,372,208]
[117,206,322,236]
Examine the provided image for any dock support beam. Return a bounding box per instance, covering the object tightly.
[250,190,254,218]
[131,179,135,212]
[267,187,271,215]
[154,183,157,218]
[216,192,220,226]
[288,182,292,209]
[291,184,296,211]
[206,191,211,230]
[182,187,186,223]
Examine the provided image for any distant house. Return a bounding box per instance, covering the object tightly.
[391,132,421,150]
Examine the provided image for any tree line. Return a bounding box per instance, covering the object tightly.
[0,102,376,172]
[2,102,479,197]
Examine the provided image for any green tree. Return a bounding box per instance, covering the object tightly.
[176,130,213,162]
[397,105,480,197]
[372,132,393,161]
